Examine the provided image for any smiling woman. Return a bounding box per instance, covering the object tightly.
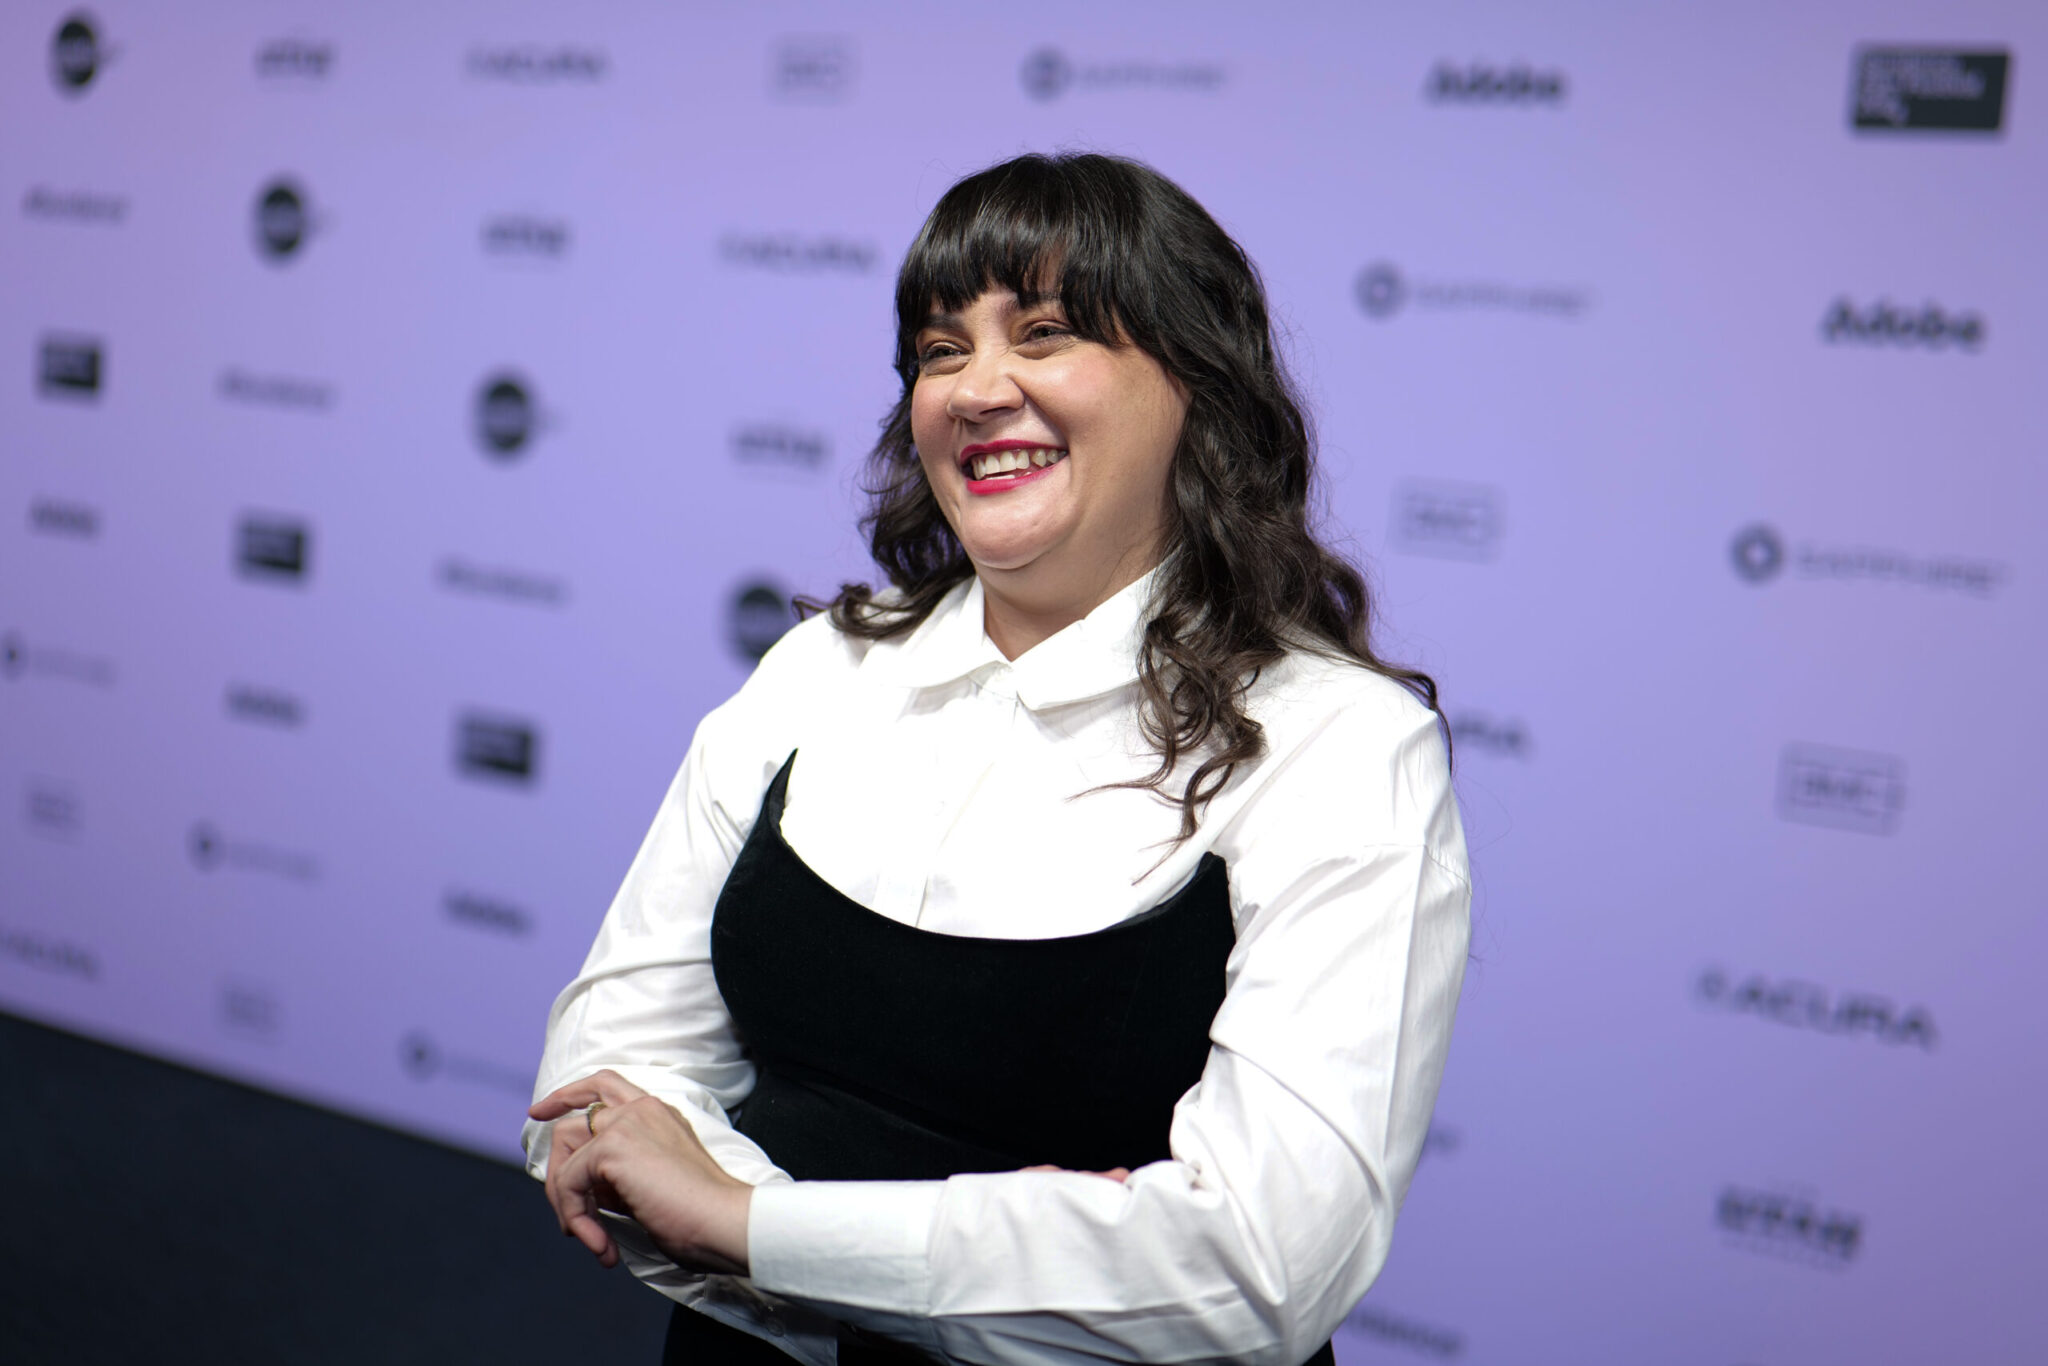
[525,153,1471,1366]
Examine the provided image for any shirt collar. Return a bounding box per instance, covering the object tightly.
[870,567,1161,709]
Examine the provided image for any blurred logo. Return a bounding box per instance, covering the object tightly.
[236,515,310,582]
[218,368,334,411]
[256,37,333,80]
[456,713,540,784]
[187,821,319,881]
[1018,46,1223,101]
[0,925,99,981]
[1821,297,1983,350]
[1391,480,1502,562]
[1448,711,1530,759]
[224,682,304,728]
[773,36,855,100]
[38,336,102,398]
[254,179,313,261]
[1,631,115,687]
[481,213,570,261]
[732,422,830,472]
[24,778,81,840]
[29,497,100,539]
[475,372,537,456]
[52,13,107,93]
[1338,1305,1464,1358]
[1696,967,1935,1048]
[1426,61,1566,104]
[467,45,608,83]
[220,981,282,1038]
[399,1030,532,1092]
[1355,261,1587,321]
[1729,522,2004,596]
[718,232,876,273]
[22,186,127,224]
[444,889,534,937]
[1729,523,1784,582]
[1777,744,1904,835]
[437,557,568,608]
[730,581,794,662]
[1853,48,2008,132]
[1717,1185,1862,1268]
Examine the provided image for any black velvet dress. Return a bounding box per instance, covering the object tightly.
[663,754,1335,1366]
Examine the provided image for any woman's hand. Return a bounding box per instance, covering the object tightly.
[1021,1164,1132,1182]
[529,1070,753,1275]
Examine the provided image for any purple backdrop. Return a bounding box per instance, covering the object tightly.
[3,3,2042,1361]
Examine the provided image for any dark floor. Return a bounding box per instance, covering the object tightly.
[0,1010,670,1364]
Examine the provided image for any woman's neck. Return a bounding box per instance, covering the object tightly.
[977,552,1158,661]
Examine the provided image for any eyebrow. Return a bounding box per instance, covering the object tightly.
[916,292,1063,333]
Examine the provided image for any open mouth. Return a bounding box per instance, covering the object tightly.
[964,446,1067,481]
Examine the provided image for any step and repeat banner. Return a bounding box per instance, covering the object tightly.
[3,3,2041,1362]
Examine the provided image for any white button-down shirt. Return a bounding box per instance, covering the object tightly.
[524,570,1471,1365]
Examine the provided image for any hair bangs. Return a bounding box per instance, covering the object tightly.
[892,156,1133,383]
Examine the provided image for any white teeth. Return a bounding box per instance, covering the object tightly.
[968,447,1066,480]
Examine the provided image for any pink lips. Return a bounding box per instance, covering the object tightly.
[957,439,1066,496]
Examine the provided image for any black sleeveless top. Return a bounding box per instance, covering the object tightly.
[670,752,1335,1366]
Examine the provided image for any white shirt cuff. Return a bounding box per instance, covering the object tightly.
[748,1180,941,1314]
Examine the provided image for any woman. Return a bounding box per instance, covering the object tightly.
[525,152,1470,1366]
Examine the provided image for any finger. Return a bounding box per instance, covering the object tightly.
[1019,1164,1063,1173]
[1095,1168,1132,1182]
[528,1069,647,1120]
[547,1137,614,1261]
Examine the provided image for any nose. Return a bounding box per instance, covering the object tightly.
[945,346,1023,423]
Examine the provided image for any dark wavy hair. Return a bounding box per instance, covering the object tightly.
[816,152,1441,842]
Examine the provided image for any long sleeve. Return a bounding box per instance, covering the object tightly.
[745,697,1471,1365]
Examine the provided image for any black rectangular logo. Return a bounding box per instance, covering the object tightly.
[236,516,309,580]
[456,713,539,784]
[38,336,101,397]
[1853,48,2008,132]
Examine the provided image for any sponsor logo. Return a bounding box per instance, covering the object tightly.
[732,422,830,472]
[1696,967,1935,1048]
[1426,61,1566,104]
[481,213,570,261]
[467,45,609,83]
[1356,262,1588,322]
[437,557,568,608]
[52,13,108,93]
[1339,1305,1464,1358]
[475,372,539,456]
[1391,480,1503,562]
[444,889,534,937]
[188,821,319,882]
[24,778,81,841]
[220,980,282,1038]
[218,368,335,411]
[255,37,334,80]
[0,924,99,981]
[29,497,100,539]
[22,186,127,224]
[1821,297,1983,351]
[730,581,793,662]
[38,335,102,398]
[1717,1184,1862,1268]
[399,1031,532,1093]
[1448,711,1529,758]
[718,232,876,274]
[1777,744,1904,836]
[1853,48,2008,132]
[2,631,115,687]
[773,36,855,100]
[224,682,304,729]
[455,712,540,784]
[1019,46,1225,102]
[1729,522,2005,596]
[236,515,311,582]
[254,178,314,261]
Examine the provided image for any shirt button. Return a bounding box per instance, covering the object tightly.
[763,1313,785,1338]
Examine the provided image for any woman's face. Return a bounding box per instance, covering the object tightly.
[910,290,1187,605]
